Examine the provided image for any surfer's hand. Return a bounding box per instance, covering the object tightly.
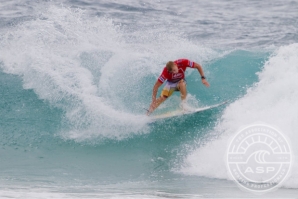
[202,79,210,87]
[146,99,156,116]
[146,109,151,116]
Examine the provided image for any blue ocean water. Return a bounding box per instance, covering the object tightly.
[0,0,298,198]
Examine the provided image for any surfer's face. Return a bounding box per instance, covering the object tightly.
[172,64,178,73]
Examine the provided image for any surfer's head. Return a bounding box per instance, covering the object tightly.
[166,61,178,73]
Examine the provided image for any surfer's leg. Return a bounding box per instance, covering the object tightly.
[147,96,167,115]
[177,79,187,100]
[154,96,167,109]
[177,79,191,112]
[147,82,174,115]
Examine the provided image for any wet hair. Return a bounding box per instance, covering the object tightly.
[166,61,175,72]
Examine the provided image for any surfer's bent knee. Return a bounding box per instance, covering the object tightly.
[177,79,186,90]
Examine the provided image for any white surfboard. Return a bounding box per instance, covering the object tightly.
[150,100,229,121]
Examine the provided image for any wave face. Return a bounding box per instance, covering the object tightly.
[179,43,298,189]
[0,0,298,198]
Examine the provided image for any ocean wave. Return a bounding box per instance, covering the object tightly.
[179,43,298,188]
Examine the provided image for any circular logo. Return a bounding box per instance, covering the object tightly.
[227,123,292,193]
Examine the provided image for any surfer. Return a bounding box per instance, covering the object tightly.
[147,59,210,115]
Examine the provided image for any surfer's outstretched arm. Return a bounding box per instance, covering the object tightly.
[147,81,166,115]
[152,80,162,101]
[194,63,210,87]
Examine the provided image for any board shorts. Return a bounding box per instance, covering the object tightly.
[161,79,186,98]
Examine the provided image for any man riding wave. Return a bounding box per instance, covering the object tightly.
[147,59,210,115]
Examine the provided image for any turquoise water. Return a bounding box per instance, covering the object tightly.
[1,0,298,198]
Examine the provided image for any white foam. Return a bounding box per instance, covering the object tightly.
[179,43,298,188]
[0,5,219,140]
[0,6,149,140]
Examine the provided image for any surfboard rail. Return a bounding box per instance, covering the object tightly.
[150,100,229,121]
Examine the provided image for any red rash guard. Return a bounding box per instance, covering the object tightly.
[158,59,195,83]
